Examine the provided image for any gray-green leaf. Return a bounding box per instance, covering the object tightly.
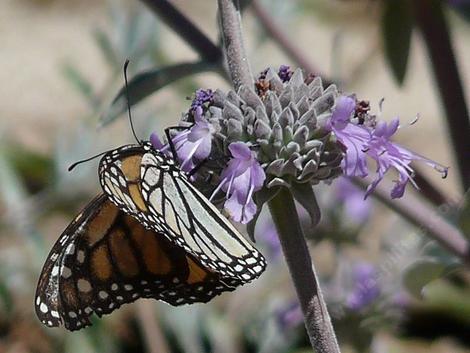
[100,61,215,126]
[291,182,321,228]
[403,257,446,299]
[382,0,413,85]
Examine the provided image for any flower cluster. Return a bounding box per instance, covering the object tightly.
[151,66,447,225]
[327,96,448,199]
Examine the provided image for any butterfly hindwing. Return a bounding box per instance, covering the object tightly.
[36,194,236,331]
[98,144,266,285]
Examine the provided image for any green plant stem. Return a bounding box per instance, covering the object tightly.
[412,0,470,191]
[218,0,254,90]
[268,187,341,353]
[355,177,470,265]
[139,0,222,63]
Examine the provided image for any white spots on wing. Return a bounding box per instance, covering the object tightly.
[84,307,92,314]
[241,273,251,280]
[40,303,48,313]
[246,258,257,265]
[59,235,69,245]
[77,279,92,293]
[253,265,264,273]
[50,253,59,262]
[51,265,59,276]
[76,250,85,263]
[61,266,72,279]
[36,296,41,305]
[111,283,118,291]
[51,310,60,318]
[98,291,109,300]
[65,243,75,255]
[124,284,133,291]
[234,265,244,272]
[68,311,77,318]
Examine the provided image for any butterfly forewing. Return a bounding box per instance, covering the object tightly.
[98,144,266,284]
[36,194,236,331]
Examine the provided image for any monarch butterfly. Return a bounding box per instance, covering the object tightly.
[35,60,266,330]
[35,141,266,331]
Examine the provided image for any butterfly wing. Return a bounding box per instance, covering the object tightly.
[99,144,266,285]
[35,194,236,331]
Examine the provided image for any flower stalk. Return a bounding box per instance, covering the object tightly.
[268,187,341,353]
[218,0,254,90]
[216,1,341,350]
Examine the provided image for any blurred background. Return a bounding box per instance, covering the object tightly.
[0,0,469,352]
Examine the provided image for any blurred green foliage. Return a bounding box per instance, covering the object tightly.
[1,1,470,353]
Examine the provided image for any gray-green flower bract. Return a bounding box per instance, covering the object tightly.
[206,68,344,188]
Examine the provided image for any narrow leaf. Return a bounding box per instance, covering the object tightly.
[246,186,280,242]
[100,61,215,126]
[382,0,413,85]
[403,258,446,299]
[291,182,321,228]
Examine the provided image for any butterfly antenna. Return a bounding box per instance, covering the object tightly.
[123,60,141,145]
[68,150,110,172]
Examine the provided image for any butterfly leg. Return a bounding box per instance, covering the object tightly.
[164,125,192,163]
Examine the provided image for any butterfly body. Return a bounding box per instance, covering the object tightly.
[35,142,266,331]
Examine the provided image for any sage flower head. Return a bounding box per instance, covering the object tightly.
[151,65,448,229]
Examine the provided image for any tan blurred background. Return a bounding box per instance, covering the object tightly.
[0,1,469,352]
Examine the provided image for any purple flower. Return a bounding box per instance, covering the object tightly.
[334,177,371,223]
[327,95,448,199]
[151,107,215,173]
[346,263,380,311]
[211,142,266,224]
[278,65,293,83]
[327,96,370,178]
[364,118,448,198]
[190,88,213,113]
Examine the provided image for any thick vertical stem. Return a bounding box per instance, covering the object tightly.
[268,187,341,353]
[412,0,470,191]
[218,0,254,90]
